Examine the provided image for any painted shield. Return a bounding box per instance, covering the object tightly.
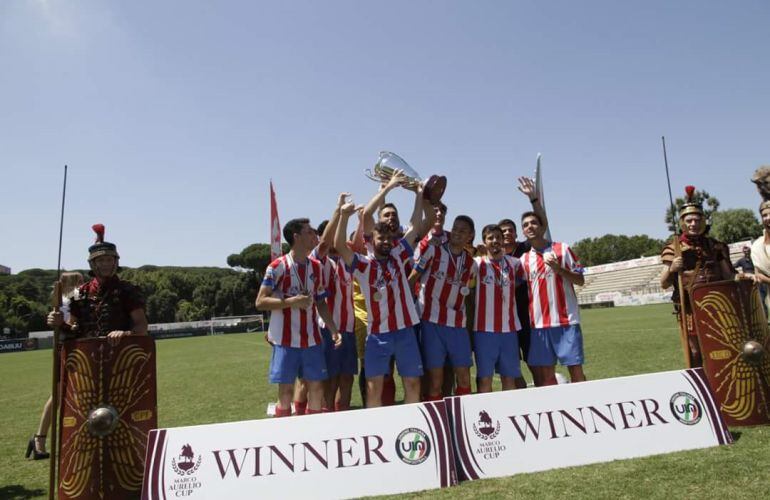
[58,336,157,499]
[691,280,770,426]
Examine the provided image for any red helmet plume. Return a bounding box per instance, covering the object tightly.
[92,224,105,243]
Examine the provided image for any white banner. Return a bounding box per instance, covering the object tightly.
[142,401,456,499]
[447,368,731,481]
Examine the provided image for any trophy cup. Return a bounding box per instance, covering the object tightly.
[365,151,447,205]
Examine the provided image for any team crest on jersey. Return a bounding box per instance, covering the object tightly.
[482,275,510,287]
[434,270,446,281]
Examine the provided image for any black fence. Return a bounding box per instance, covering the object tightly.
[0,338,39,354]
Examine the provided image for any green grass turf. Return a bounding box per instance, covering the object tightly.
[1,303,768,499]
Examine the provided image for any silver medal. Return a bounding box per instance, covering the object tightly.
[373,290,383,301]
[460,286,470,296]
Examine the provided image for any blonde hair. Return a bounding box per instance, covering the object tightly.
[60,272,84,297]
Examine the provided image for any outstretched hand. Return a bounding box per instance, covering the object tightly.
[517,177,537,200]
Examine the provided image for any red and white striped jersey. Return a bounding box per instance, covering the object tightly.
[414,244,477,327]
[519,242,583,328]
[317,254,355,333]
[365,234,415,275]
[416,229,449,256]
[261,253,327,348]
[473,255,524,333]
[350,239,420,334]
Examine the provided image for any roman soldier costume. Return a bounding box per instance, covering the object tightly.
[56,225,157,500]
[64,224,144,340]
[661,186,734,367]
[662,183,770,427]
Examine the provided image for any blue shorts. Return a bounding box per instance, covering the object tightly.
[321,329,358,377]
[473,331,521,378]
[420,321,472,370]
[518,326,531,364]
[528,325,584,367]
[269,344,327,384]
[365,327,424,378]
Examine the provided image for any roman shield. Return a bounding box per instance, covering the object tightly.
[58,336,157,499]
[691,280,770,426]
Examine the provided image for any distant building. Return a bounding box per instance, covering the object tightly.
[0,265,10,275]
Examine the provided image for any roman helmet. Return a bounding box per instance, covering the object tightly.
[88,224,120,276]
[679,185,706,236]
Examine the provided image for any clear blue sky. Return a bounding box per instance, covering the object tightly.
[2,1,768,272]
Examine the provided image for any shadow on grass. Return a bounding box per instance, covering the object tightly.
[0,485,46,500]
[730,430,743,442]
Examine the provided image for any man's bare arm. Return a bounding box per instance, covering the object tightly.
[335,202,359,267]
[316,301,341,346]
[317,192,349,258]
[255,286,310,311]
[362,170,406,234]
[129,309,148,336]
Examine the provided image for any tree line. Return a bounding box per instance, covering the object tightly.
[1,196,761,336]
[0,266,259,337]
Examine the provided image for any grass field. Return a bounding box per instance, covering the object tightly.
[1,303,768,499]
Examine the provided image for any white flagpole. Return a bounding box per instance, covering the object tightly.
[534,153,552,242]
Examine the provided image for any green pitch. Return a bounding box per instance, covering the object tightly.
[1,304,768,499]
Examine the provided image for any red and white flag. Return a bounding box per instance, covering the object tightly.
[270,180,282,261]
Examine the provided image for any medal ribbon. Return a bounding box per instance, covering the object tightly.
[287,253,311,295]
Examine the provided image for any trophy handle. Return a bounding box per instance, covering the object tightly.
[364,169,382,183]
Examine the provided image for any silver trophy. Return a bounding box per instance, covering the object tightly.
[365,151,447,204]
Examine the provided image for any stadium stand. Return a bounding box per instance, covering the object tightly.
[576,240,752,306]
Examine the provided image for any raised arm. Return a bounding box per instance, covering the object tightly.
[404,183,436,244]
[317,192,349,258]
[362,170,406,234]
[402,186,435,248]
[518,177,549,231]
[335,200,359,267]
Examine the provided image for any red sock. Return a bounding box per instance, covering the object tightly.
[305,407,322,415]
[334,402,350,412]
[455,386,472,396]
[275,406,292,417]
[322,407,332,413]
[382,376,396,406]
[426,393,443,402]
[293,400,307,415]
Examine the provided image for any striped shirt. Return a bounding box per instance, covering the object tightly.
[519,242,583,328]
[317,254,355,333]
[414,243,476,327]
[473,255,524,333]
[350,239,420,334]
[261,253,327,348]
